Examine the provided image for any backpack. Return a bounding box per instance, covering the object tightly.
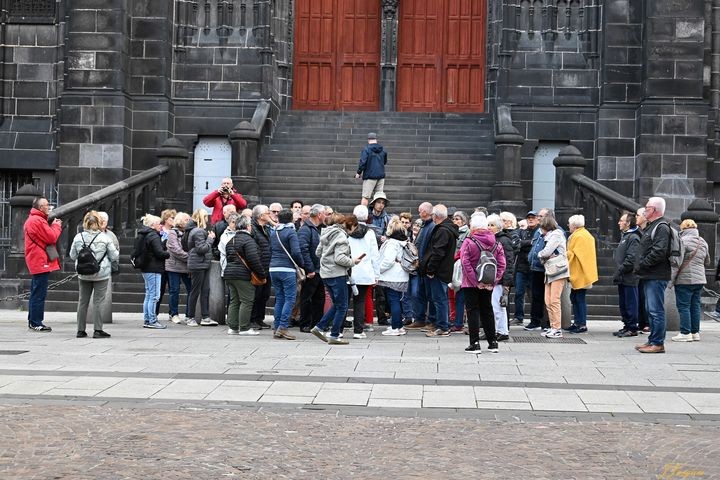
[650,221,682,266]
[468,236,498,284]
[130,232,148,269]
[181,227,194,252]
[76,233,106,275]
[398,241,419,274]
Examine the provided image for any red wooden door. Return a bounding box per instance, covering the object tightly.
[293,0,380,110]
[397,0,486,112]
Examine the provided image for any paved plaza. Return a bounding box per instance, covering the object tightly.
[1,309,719,478]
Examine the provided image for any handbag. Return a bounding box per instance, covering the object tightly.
[275,229,306,283]
[233,238,266,286]
[544,254,568,276]
[451,259,463,291]
[27,231,59,262]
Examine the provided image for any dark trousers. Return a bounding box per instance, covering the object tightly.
[463,287,496,346]
[299,274,325,328]
[28,272,50,327]
[513,270,530,320]
[618,285,639,331]
[374,284,388,321]
[638,279,648,329]
[352,284,370,333]
[251,277,272,326]
[530,270,548,327]
[187,269,210,319]
[155,271,169,316]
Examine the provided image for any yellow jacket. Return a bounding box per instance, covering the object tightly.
[567,227,598,289]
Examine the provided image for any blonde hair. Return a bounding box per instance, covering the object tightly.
[142,213,161,227]
[680,219,697,230]
[160,209,177,225]
[499,211,518,229]
[174,212,190,228]
[386,215,406,236]
[83,210,101,231]
[191,208,208,229]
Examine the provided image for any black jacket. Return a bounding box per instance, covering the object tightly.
[515,225,538,273]
[138,227,170,274]
[251,220,271,269]
[613,228,641,286]
[211,219,229,260]
[634,217,672,281]
[496,230,516,287]
[298,219,322,273]
[420,218,459,283]
[223,230,266,281]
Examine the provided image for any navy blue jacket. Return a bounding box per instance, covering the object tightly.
[415,218,435,259]
[298,219,321,274]
[357,144,387,180]
[269,224,304,270]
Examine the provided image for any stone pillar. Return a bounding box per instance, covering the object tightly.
[380,0,399,111]
[7,185,43,275]
[229,120,261,205]
[489,105,527,216]
[552,146,586,229]
[157,138,190,211]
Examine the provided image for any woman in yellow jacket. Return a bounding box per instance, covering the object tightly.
[566,214,598,333]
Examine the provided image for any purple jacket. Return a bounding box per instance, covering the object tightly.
[459,229,506,289]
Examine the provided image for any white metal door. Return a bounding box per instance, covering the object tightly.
[532,142,566,211]
[193,137,232,213]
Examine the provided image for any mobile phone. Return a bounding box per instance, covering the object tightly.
[357,253,367,260]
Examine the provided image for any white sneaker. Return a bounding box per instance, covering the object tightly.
[397,327,407,335]
[382,328,402,336]
[227,328,239,335]
[671,333,693,342]
[186,319,199,327]
[353,332,367,339]
[364,325,375,332]
[238,328,260,336]
[545,329,563,338]
[200,318,219,326]
[170,315,182,324]
[692,333,701,341]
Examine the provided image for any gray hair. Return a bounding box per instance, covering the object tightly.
[236,215,251,231]
[227,212,240,225]
[568,214,585,228]
[487,214,504,231]
[353,205,369,222]
[253,204,268,220]
[539,208,555,219]
[499,211,517,229]
[452,211,468,225]
[418,202,433,214]
[310,203,325,217]
[97,211,109,222]
[647,196,666,215]
[432,204,448,220]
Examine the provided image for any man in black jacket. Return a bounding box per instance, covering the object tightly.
[613,212,641,337]
[420,204,459,337]
[633,197,672,353]
[511,211,538,326]
[250,204,272,330]
[297,204,326,332]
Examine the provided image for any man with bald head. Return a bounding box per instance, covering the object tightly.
[203,177,247,225]
[406,202,436,330]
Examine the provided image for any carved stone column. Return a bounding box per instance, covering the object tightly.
[157,138,190,211]
[229,120,261,205]
[489,105,526,216]
[380,0,399,111]
[552,145,586,229]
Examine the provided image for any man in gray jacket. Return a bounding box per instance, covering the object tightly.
[613,212,641,337]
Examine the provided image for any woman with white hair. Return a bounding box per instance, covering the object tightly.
[165,211,192,324]
[378,216,411,336]
[135,213,170,329]
[566,214,598,333]
[672,219,710,342]
[487,214,516,342]
[348,204,380,338]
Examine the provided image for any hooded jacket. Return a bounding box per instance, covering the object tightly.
[378,230,410,285]
[673,228,710,285]
[495,229,516,287]
[137,226,170,273]
[357,143,387,180]
[23,207,62,275]
[185,219,213,271]
[420,218,459,283]
[348,223,380,285]
[298,218,321,273]
[69,229,119,281]
[567,226,599,290]
[269,223,304,271]
[315,224,354,279]
[459,229,506,289]
[613,227,641,286]
[516,225,539,273]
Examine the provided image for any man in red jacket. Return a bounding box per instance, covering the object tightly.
[202,177,247,225]
[24,197,63,332]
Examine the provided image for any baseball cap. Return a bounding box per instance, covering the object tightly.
[526,210,537,218]
[367,132,377,140]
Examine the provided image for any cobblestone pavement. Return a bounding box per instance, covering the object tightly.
[0,402,717,479]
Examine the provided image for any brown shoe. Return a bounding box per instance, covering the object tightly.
[634,342,650,351]
[274,328,296,340]
[420,324,436,332]
[405,322,426,330]
[637,344,665,354]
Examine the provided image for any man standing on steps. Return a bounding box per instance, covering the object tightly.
[355,132,387,206]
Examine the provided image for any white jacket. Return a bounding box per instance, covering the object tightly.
[348,225,380,285]
[378,238,410,284]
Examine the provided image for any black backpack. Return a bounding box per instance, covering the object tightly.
[76,233,107,275]
[130,232,148,269]
[181,227,194,252]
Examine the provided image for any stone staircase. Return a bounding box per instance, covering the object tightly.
[257,110,496,215]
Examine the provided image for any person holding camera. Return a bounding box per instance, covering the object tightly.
[203,177,247,226]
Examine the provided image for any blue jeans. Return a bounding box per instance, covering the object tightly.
[618,285,639,331]
[316,275,348,338]
[426,276,449,331]
[167,271,191,317]
[271,271,297,330]
[570,288,587,327]
[674,284,703,334]
[412,274,429,324]
[142,272,161,323]
[385,287,404,330]
[401,275,416,319]
[643,280,668,345]
[28,272,50,327]
[453,289,465,327]
[514,270,530,320]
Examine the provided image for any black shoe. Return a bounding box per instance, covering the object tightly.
[523,322,541,331]
[343,320,353,329]
[76,331,87,338]
[402,318,413,326]
[613,328,628,337]
[378,317,390,326]
[487,342,499,353]
[252,322,264,330]
[93,330,111,338]
[465,343,482,354]
[299,326,312,333]
[496,334,510,342]
[617,329,638,337]
[29,324,52,332]
[567,325,588,333]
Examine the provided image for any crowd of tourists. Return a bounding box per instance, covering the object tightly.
[23,180,717,354]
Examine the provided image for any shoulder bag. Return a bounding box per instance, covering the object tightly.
[233,237,266,286]
[275,229,306,283]
[544,252,568,276]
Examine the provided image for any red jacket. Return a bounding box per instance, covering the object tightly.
[202,190,247,225]
[24,208,62,275]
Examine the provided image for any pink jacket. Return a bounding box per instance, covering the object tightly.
[459,229,506,289]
